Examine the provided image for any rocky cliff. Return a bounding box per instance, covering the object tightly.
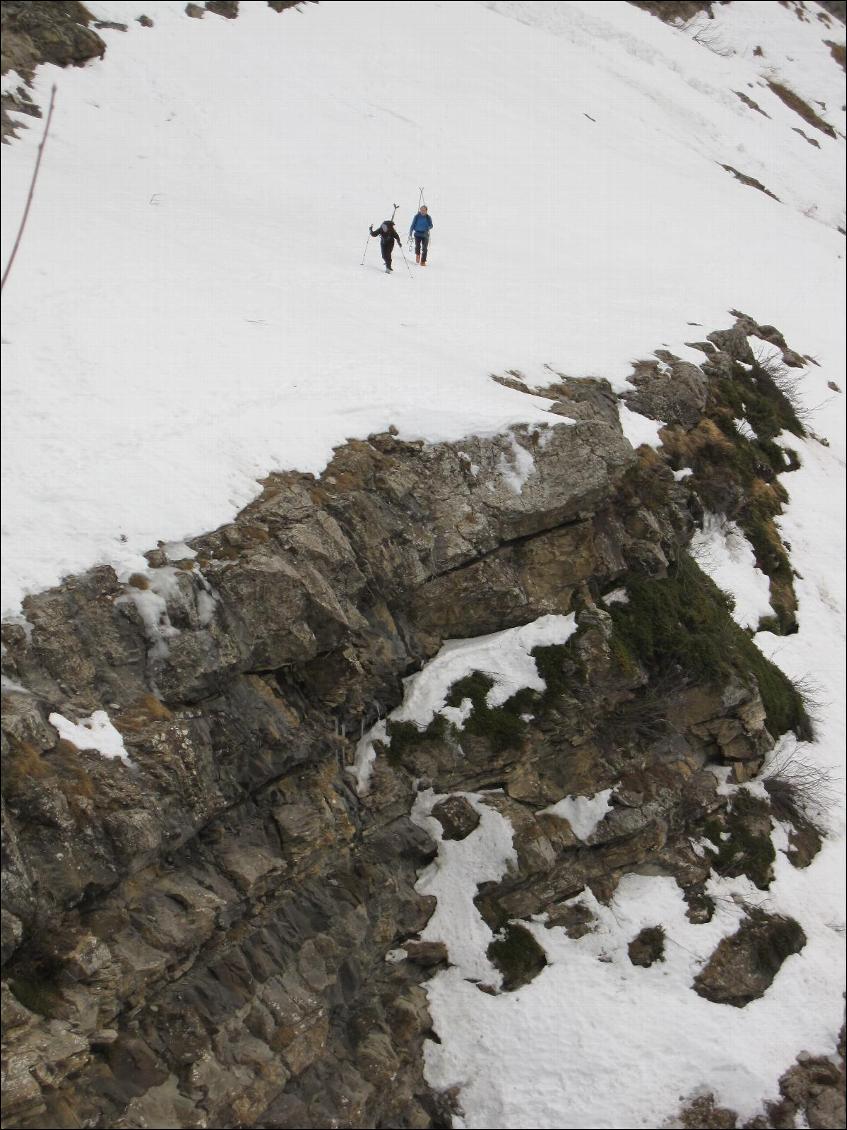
[2,312,841,1129]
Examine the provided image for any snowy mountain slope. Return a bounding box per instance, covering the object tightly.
[1,5,845,1127]
[1,0,844,617]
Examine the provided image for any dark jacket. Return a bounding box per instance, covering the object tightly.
[370,221,402,248]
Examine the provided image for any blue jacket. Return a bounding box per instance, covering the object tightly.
[410,212,433,236]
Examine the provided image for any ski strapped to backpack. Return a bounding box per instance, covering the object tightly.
[361,205,399,266]
[407,187,426,252]
[362,197,428,274]
[361,204,413,277]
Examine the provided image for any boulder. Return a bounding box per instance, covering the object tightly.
[693,911,806,1007]
[430,796,480,841]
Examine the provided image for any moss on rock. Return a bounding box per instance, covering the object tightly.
[708,790,776,890]
[445,671,537,753]
[608,553,810,742]
[487,922,547,991]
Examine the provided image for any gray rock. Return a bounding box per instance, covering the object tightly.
[0,909,23,966]
[706,326,756,364]
[623,358,709,429]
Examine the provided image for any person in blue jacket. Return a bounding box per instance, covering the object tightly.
[409,205,433,266]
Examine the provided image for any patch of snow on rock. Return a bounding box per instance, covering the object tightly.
[690,512,774,630]
[541,788,613,841]
[618,402,666,450]
[49,710,131,764]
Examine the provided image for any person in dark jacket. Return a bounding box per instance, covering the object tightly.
[369,219,402,272]
[409,205,433,265]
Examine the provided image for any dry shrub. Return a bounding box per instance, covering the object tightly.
[116,693,173,733]
[764,742,836,827]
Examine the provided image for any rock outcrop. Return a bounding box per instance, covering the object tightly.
[0,316,831,1128]
[0,2,105,78]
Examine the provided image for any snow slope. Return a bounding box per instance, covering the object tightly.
[1,0,844,615]
[1,3,845,1126]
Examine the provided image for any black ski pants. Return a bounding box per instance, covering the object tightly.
[414,234,429,264]
[380,240,395,269]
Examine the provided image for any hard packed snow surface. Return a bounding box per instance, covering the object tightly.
[423,866,845,1129]
[1,0,845,615]
[1,2,845,1128]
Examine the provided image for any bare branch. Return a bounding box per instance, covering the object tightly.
[1,85,57,293]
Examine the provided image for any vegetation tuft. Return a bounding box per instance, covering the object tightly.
[627,925,666,967]
[763,744,834,823]
[487,922,547,991]
[608,553,810,741]
[715,357,805,443]
[761,744,831,868]
[662,354,806,635]
[385,713,452,765]
[706,790,776,890]
[445,671,539,753]
[530,643,577,699]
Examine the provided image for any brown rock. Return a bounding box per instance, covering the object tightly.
[403,940,448,968]
[431,795,480,840]
[694,911,806,1007]
[678,1092,738,1128]
[206,0,239,15]
[545,900,595,939]
[628,925,665,967]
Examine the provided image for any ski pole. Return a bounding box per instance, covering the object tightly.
[398,240,413,279]
[361,229,371,266]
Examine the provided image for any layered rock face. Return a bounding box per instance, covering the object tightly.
[0,316,832,1128]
